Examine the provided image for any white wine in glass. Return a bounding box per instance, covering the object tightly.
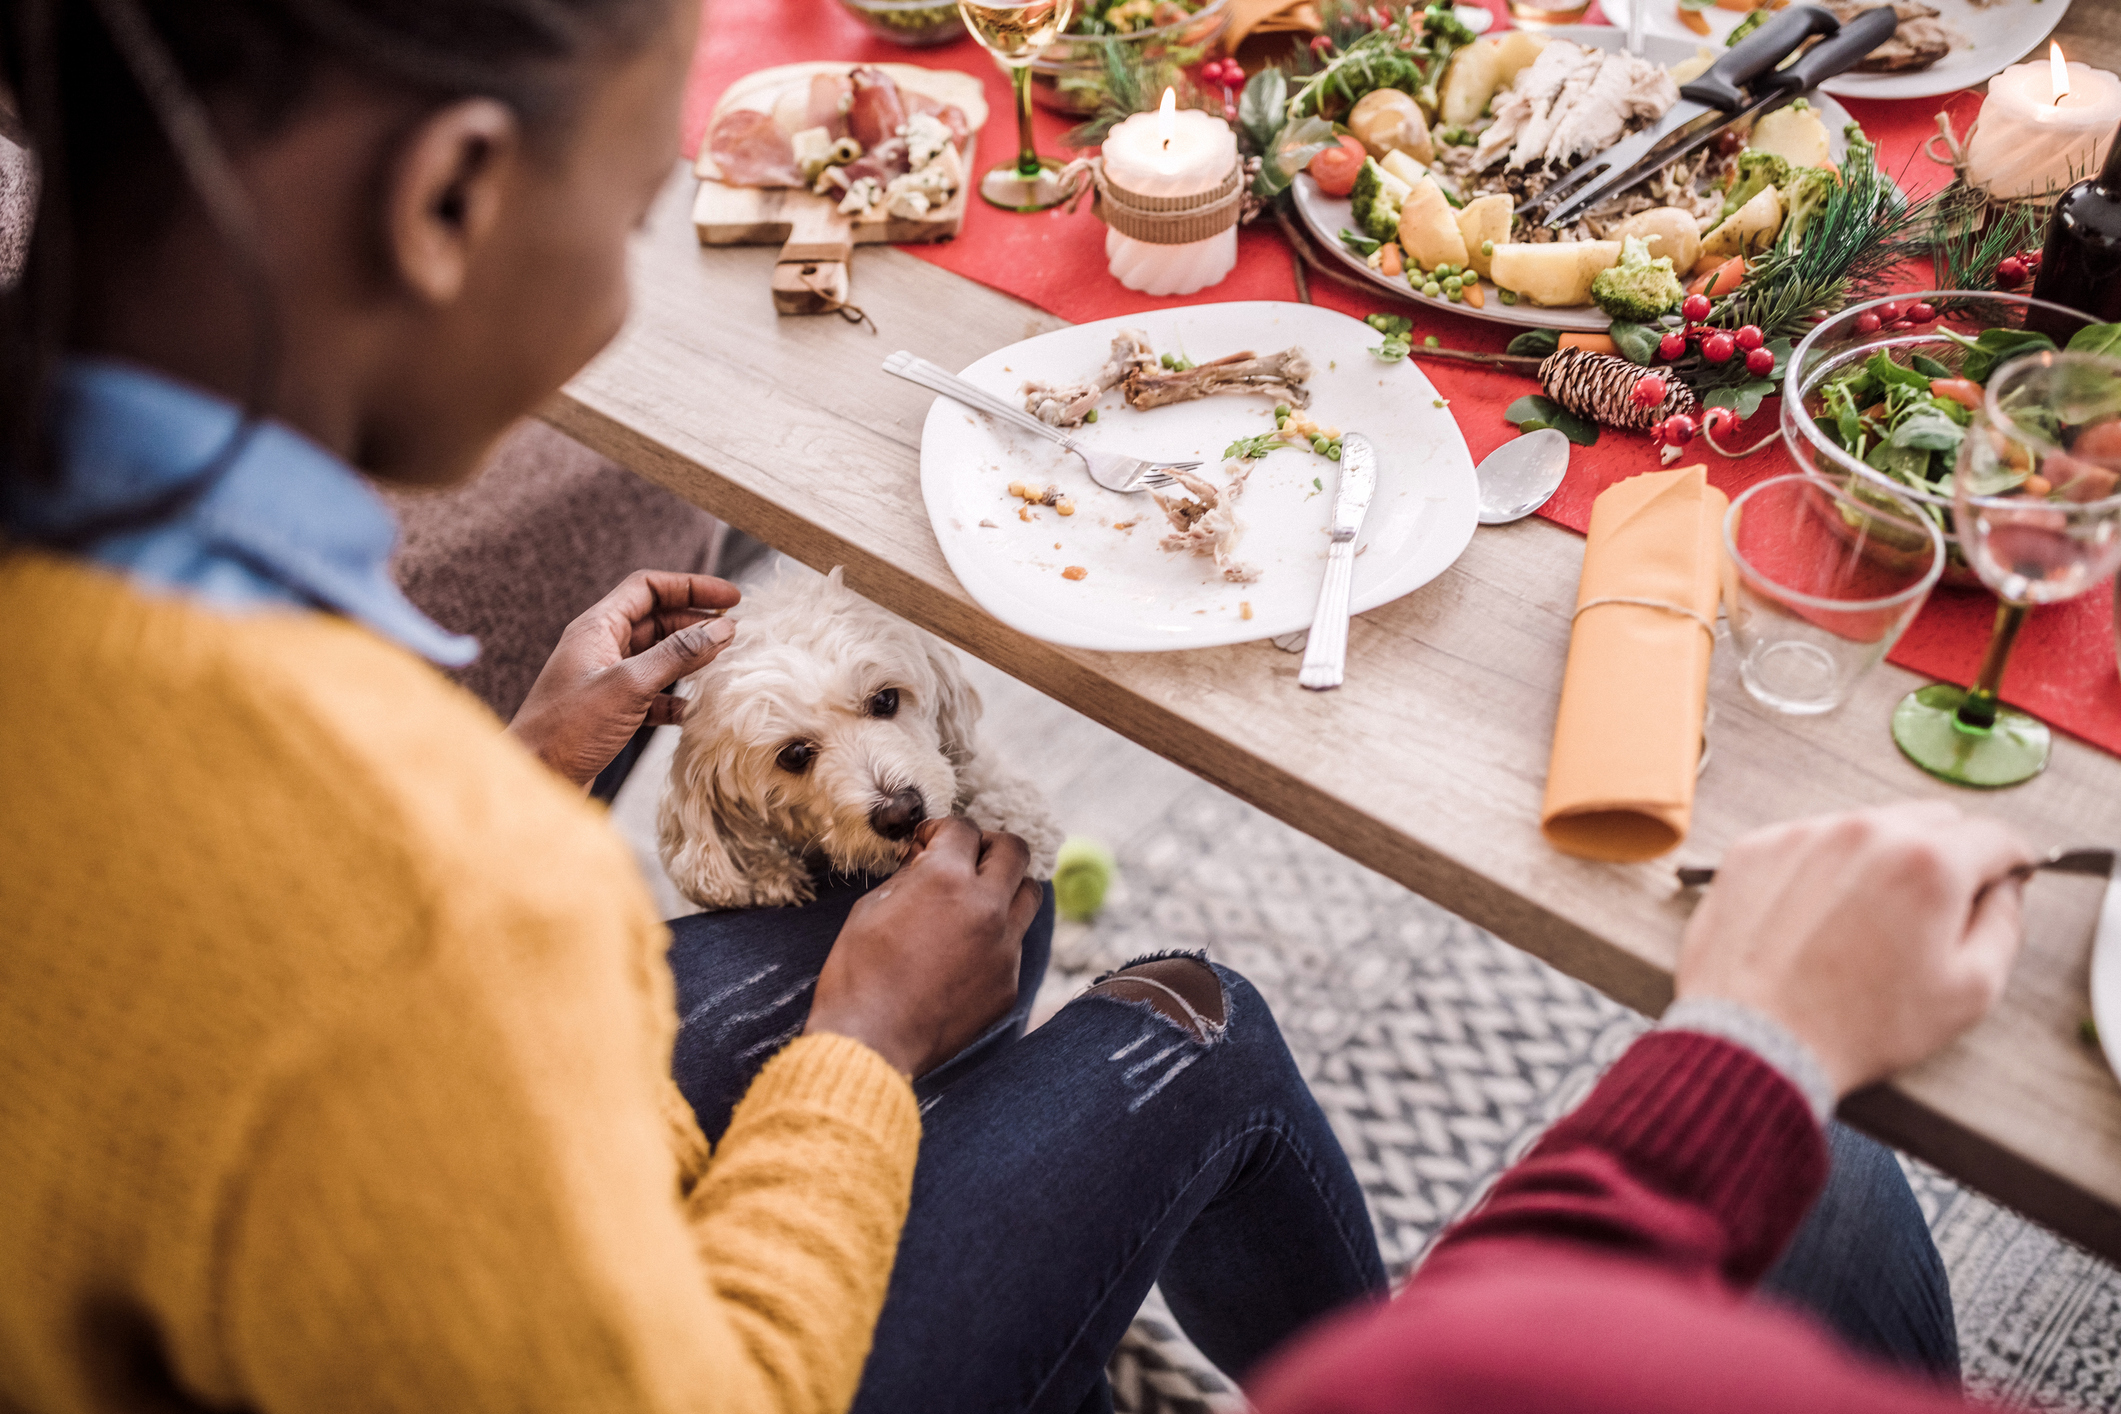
[958,0,1077,211]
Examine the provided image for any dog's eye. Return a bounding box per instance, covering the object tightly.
[867,688,900,719]
[775,741,818,774]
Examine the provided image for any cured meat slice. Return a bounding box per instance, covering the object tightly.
[840,136,910,187]
[848,67,909,150]
[708,107,803,187]
[806,73,853,138]
[904,90,970,146]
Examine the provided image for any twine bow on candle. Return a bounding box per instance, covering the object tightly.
[1087,156,1246,246]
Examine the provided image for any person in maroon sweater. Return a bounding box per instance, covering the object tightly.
[1250,800,2035,1414]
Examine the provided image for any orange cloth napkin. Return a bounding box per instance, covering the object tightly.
[1542,464,1728,863]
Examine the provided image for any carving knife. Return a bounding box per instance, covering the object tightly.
[1299,431,1377,691]
[1540,6,1898,228]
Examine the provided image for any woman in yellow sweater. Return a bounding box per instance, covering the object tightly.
[0,3,1383,1412]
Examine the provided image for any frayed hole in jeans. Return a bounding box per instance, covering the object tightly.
[1083,956,1226,1044]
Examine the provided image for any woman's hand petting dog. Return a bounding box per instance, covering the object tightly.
[510,570,743,789]
[807,817,1044,1078]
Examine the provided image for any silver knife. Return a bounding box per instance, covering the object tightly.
[1525,3,1841,225]
[1299,432,1377,692]
[1540,7,1899,228]
[1677,845,2117,890]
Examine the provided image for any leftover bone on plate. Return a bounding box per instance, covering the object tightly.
[1022,334,1315,427]
[1154,464,1259,584]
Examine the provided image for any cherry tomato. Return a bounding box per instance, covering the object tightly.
[1308,136,1366,197]
[1929,378,1983,410]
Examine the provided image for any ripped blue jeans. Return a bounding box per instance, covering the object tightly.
[666,874,1389,1414]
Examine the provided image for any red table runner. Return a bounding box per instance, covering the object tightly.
[682,0,2121,755]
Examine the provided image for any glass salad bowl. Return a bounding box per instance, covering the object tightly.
[836,0,967,46]
[1028,0,1232,116]
[1781,290,2098,585]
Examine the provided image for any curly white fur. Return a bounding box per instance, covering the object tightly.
[657,567,1063,910]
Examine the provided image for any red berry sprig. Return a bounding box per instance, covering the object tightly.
[1631,373,1668,407]
[1995,251,2043,288]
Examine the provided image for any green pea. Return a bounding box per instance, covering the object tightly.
[1480,240,1494,257]
[1274,402,1290,417]
[1423,335,1440,347]
[1444,275,1463,291]
[1084,408,1098,422]
[1447,286,1463,302]
[1160,352,1176,369]
[1311,436,1329,454]
[1327,442,1343,460]
[1499,289,1518,306]
[1422,281,1442,298]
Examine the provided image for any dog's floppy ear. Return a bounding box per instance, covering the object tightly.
[656,756,751,909]
[921,633,983,769]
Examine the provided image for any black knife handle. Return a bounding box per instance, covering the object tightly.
[1679,4,1842,112]
[1756,5,1900,98]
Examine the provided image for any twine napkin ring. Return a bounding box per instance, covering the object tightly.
[1572,595,1718,643]
[1088,155,1245,246]
[1573,597,1718,775]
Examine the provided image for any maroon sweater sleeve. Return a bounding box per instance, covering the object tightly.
[1247,1032,1983,1414]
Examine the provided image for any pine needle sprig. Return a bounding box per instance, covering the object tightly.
[1927,180,2045,295]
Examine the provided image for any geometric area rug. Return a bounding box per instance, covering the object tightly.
[1062,784,2121,1414]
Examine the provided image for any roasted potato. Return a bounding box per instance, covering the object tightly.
[1348,88,1435,165]
[1609,207,1702,276]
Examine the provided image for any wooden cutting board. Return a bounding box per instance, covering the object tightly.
[692,62,989,316]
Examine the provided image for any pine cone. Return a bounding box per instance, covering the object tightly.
[1537,347,1698,432]
[1239,156,1264,225]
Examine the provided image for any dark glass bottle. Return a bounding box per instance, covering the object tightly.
[2029,119,2121,337]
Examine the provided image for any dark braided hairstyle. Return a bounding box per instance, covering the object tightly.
[0,0,666,500]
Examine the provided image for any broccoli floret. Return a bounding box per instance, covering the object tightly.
[1590,235,1685,323]
[1777,165,1838,251]
[1721,150,1791,220]
[1726,9,1766,44]
[1349,157,1414,245]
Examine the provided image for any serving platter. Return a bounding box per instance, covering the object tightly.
[1290,27,1862,330]
[1601,0,2073,100]
[918,302,1479,653]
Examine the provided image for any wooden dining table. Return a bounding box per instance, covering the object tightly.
[555,3,2121,1262]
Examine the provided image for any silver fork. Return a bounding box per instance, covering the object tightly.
[883,351,1193,494]
[1676,845,2116,890]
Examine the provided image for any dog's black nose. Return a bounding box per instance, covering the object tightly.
[869,787,927,841]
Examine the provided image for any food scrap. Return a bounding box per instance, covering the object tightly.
[1062,566,1088,581]
[1023,331,1314,427]
[1154,464,1259,584]
[1240,601,1254,620]
[1008,480,1076,515]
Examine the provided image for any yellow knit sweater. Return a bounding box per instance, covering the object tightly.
[0,552,920,1414]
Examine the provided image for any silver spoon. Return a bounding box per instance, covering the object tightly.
[1476,428,1570,525]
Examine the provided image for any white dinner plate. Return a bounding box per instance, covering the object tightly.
[918,302,1479,653]
[1601,0,2072,100]
[1291,27,1861,330]
[2092,877,2121,1086]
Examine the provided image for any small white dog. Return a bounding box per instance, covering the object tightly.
[658,567,1063,910]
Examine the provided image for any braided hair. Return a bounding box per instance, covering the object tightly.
[0,0,666,494]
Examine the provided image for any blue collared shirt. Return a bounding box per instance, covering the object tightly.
[2,358,476,667]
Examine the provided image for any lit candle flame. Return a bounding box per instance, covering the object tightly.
[1158,86,1175,150]
[2051,42,2070,105]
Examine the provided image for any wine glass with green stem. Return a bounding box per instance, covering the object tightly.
[957,0,1079,211]
[1893,352,2121,787]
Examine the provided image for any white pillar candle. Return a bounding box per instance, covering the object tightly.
[1099,89,1240,297]
[1965,45,2121,201]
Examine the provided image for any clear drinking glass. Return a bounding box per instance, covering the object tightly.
[1892,352,2121,787]
[958,0,1078,211]
[1724,474,1945,714]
